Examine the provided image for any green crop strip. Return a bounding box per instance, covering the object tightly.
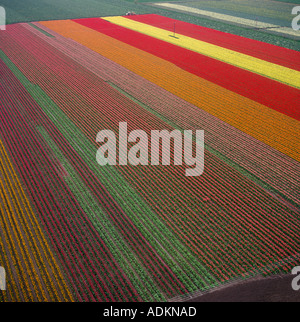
[37,126,165,301]
[27,23,55,37]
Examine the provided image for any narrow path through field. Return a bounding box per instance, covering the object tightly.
[152,3,300,38]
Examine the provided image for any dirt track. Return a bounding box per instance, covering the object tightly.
[185,274,300,302]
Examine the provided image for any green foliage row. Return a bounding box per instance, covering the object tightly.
[0,0,152,23]
[273,0,300,4]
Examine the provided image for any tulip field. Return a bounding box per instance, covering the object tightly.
[0,14,299,302]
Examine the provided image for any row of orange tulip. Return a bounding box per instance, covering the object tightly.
[0,138,73,301]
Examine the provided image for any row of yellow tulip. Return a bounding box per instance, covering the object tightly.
[103,16,300,89]
[0,139,73,301]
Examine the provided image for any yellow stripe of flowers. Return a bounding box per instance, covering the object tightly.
[103,16,300,89]
[0,139,74,301]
